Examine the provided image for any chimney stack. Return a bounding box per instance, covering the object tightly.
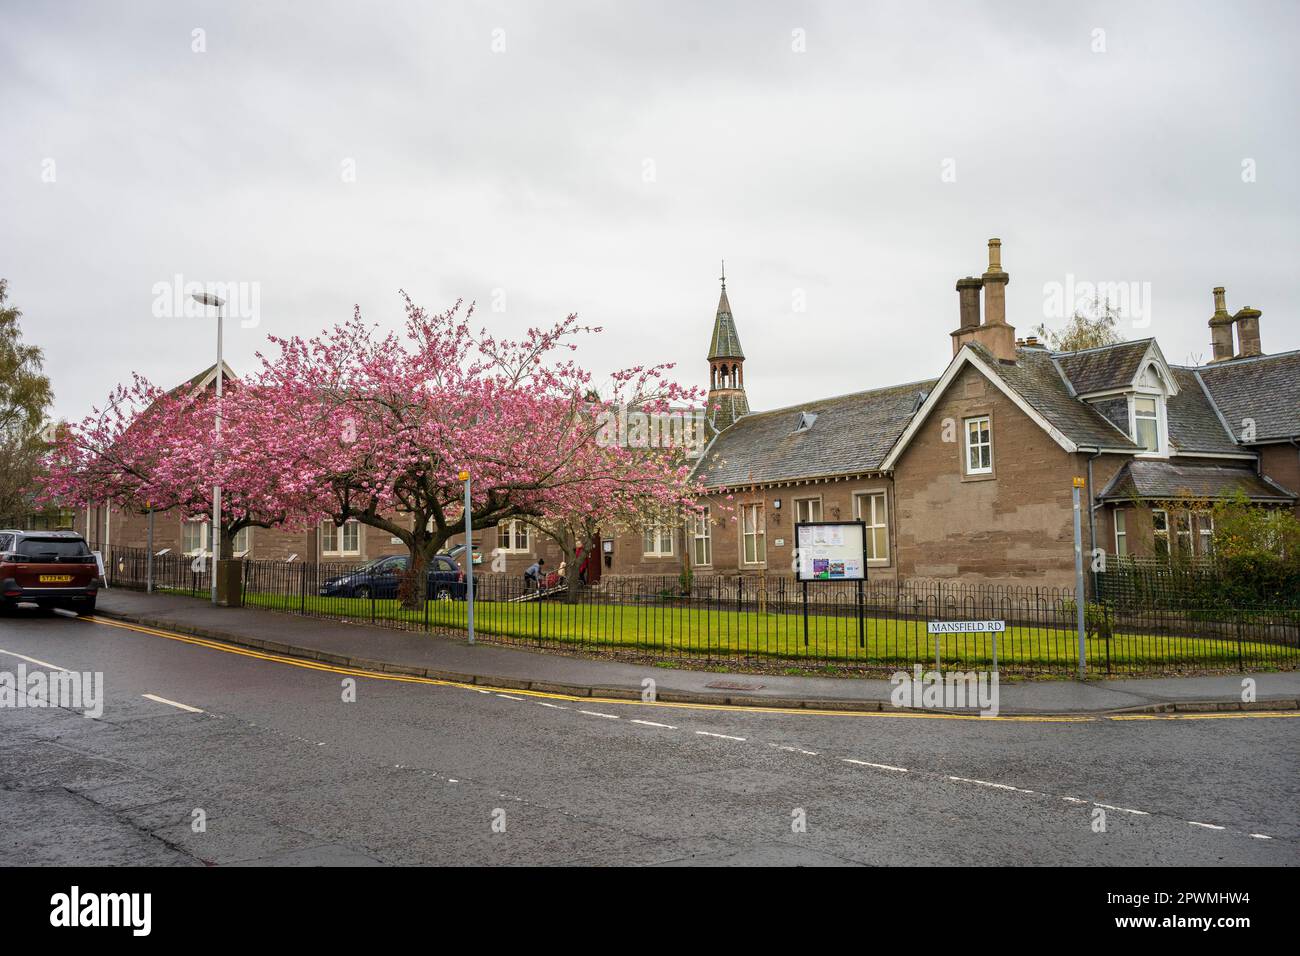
[958,277,982,327]
[951,240,1015,361]
[1234,306,1262,358]
[1208,287,1235,362]
[950,276,984,356]
[982,238,1009,326]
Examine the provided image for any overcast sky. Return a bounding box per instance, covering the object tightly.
[3,0,1297,420]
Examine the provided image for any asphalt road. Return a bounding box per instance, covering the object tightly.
[1,607,1296,866]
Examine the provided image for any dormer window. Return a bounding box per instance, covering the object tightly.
[794,411,818,433]
[1133,396,1159,452]
[1128,392,1168,456]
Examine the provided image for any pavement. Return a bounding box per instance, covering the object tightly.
[89,589,1300,716]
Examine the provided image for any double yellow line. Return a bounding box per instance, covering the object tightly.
[81,615,1298,723]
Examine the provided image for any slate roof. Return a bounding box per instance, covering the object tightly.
[972,345,1139,450]
[695,379,935,488]
[1165,367,1242,455]
[1197,350,1300,442]
[1098,459,1296,502]
[1051,339,1153,395]
[707,390,750,434]
[707,287,744,360]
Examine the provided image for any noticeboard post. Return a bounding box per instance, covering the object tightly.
[794,521,869,649]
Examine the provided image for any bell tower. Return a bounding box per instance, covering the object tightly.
[707,261,749,432]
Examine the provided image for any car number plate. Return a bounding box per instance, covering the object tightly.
[38,575,74,583]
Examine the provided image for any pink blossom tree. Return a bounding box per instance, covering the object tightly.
[41,372,311,558]
[253,293,703,607]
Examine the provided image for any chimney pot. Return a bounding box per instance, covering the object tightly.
[955,276,983,329]
[1208,286,1235,362]
[987,238,1003,274]
[1233,306,1263,358]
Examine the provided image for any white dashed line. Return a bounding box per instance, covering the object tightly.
[947,775,1035,794]
[843,759,908,773]
[141,693,204,714]
[1094,803,1150,816]
[0,647,70,671]
[477,683,1272,844]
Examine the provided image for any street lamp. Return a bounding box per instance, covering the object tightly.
[192,291,225,606]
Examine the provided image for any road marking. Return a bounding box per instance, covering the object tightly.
[537,702,568,710]
[495,694,525,701]
[1063,796,1088,803]
[843,758,908,773]
[141,693,204,714]
[1250,833,1272,840]
[1188,821,1225,830]
[1094,803,1149,816]
[79,617,1299,725]
[579,710,619,719]
[695,731,745,741]
[1110,712,1300,721]
[771,744,819,755]
[947,775,1036,794]
[0,647,70,671]
[631,719,677,729]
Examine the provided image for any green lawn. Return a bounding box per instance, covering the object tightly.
[240,591,1297,672]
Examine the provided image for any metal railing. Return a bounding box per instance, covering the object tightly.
[102,546,1300,676]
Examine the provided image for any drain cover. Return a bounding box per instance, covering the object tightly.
[705,680,765,691]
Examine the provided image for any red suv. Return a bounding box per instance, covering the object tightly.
[0,530,103,615]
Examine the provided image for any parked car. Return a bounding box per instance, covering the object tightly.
[319,554,467,600]
[0,530,103,615]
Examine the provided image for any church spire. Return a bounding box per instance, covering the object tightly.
[708,265,744,362]
[706,263,749,433]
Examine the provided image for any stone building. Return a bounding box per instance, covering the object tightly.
[68,239,1299,591]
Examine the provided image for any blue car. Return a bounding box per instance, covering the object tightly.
[319,555,467,600]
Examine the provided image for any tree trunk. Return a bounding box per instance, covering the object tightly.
[562,549,583,603]
[399,529,452,611]
[400,548,428,610]
[220,525,238,561]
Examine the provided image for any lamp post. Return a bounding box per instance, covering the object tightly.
[192,292,225,605]
[459,470,475,644]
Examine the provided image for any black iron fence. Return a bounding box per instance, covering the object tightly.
[1097,554,1300,609]
[105,545,208,597]
[102,546,1300,677]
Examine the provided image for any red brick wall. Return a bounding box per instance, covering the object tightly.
[1260,443,1300,518]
